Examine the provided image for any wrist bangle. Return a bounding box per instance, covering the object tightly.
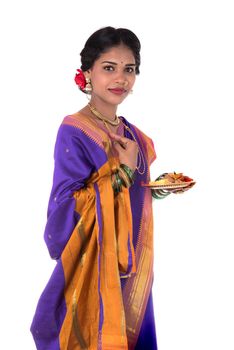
[115,172,123,192]
[120,164,135,185]
[111,164,136,194]
[111,171,123,195]
[118,167,131,188]
[152,189,170,200]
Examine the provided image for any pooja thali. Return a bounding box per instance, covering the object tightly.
[141,172,196,191]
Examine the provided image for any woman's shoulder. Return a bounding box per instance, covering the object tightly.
[58,110,98,135]
[57,111,108,151]
[62,110,90,127]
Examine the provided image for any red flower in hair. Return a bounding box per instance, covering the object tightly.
[74,69,86,90]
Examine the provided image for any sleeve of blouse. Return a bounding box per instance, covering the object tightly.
[44,123,95,260]
[147,136,157,166]
[133,124,157,167]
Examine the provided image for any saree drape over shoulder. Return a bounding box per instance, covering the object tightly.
[31,113,157,350]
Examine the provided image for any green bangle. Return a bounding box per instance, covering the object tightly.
[157,189,170,196]
[152,189,170,200]
[116,172,122,187]
[152,191,164,199]
[120,164,135,184]
[112,173,120,195]
[120,164,135,177]
[115,172,123,194]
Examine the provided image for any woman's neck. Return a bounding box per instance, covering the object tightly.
[89,97,118,121]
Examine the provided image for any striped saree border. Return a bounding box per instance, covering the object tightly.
[122,125,155,349]
[62,114,106,150]
[94,183,104,350]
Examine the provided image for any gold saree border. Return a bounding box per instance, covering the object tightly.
[122,126,155,349]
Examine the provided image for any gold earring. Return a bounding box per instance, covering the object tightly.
[83,77,92,93]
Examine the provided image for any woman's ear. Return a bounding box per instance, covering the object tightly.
[84,70,91,80]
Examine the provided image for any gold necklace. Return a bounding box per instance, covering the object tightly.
[88,103,120,126]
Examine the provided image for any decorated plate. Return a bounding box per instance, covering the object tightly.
[141,172,196,191]
[141,181,196,190]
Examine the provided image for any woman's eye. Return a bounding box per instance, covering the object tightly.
[125,67,135,73]
[103,65,114,71]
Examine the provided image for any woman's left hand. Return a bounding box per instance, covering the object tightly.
[170,181,196,194]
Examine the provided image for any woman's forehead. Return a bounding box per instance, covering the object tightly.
[97,45,135,64]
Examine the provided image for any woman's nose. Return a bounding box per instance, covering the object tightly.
[114,71,128,86]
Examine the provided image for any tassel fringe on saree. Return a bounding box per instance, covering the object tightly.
[31,113,157,350]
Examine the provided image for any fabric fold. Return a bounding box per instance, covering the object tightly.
[59,162,135,349]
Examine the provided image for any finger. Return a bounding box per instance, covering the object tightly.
[172,187,191,194]
[108,132,130,144]
[172,189,184,194]
[112,140,128,150]
[110,137,129,149]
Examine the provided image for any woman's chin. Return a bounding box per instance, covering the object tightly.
[91,91,128,106]
[105,92,128,105]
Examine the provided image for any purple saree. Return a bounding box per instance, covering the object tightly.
[31,112,158,349]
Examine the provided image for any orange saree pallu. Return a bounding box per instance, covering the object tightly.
[31,113,157,350]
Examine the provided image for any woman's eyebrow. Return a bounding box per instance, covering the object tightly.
[101,60,136,66]
[101,61,117,65]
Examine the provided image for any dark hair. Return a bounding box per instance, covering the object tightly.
[80,26,141,74]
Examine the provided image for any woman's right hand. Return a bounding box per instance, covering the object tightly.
[108,132,138,171]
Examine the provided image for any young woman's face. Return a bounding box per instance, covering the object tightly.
[86,45,136,106]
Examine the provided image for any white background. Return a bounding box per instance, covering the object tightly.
[1,1,234,349]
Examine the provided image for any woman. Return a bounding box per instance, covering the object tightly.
[31,26,166,350]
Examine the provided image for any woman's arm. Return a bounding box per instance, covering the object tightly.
[44,123,95,260]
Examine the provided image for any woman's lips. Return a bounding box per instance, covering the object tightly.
[108,88,127,95]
